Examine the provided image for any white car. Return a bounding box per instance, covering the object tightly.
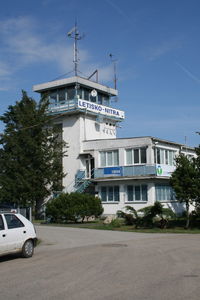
[0,212,37,258]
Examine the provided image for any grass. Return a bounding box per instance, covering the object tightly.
[33,220,200,234]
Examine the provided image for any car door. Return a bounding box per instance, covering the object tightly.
[3,214,26,252]
[0,214,7,254]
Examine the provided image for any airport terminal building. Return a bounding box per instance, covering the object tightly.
[33,75,195,215]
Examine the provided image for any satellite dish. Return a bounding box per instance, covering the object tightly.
[91,89,97,97]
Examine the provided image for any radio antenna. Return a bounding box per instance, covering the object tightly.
[109,53,117,89]
[67,22,84,76]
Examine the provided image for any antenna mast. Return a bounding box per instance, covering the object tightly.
[109,54,117,89]
[67,22,84,76]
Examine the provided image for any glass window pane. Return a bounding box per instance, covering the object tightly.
[141,148,147,164]
[108,186,113,201]
[5,214,24,229]
[165,150,168,165]
[156,185,176,201]
[101,187,107,201]
[100,152,106,166]
[141,185,147,201]
[67,87,75,100]
[98,94,103,104]
[0,216,4,230]
[77,88,82,98]
[103,96,109,106]
[58,88,66,102]
[107,152,112,166]
[156,149,160,164]
[135,186,141,201]
[134,149,139,164]
[49,90,57,102]
[90,96,96,103]
[160,149,165,164]
[113,150,119,165]
[126,149,132,165]
[169,151,173,166]
[83,89,89,100]
[114,186,119,202]
[127,185,133,201]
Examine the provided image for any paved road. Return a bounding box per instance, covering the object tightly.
[0,225,200,300]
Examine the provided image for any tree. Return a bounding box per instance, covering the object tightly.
[0,91,67,216]
[170,154,197,228]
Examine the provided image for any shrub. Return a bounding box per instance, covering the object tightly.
[46,192,103,223]
[110,218,123,228]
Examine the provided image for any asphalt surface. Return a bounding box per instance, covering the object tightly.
[0,225,200,300]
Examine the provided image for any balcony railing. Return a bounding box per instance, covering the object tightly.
[93,165,157,178]
[47,99,78,114]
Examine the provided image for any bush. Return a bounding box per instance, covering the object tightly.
[110,218,123,228]
[46,192,103,223]
[117,206,139,226]
[118,202,176,229]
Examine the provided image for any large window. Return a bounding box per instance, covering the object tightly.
[100,150,119,167]
[127,185,148,202]
[155,148,175,166]
[155,184,176,201]
[100,186,120,202]
[58,88,66,103]
[126,148,147,165]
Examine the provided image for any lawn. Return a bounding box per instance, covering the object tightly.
[34,220,200,234]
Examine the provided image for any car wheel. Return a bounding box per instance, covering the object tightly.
[22,240,34,258]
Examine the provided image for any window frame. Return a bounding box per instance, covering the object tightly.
[100,150,119,167]
[126,184,148,202]
[100,186,120,202]
[155,184,176,202]
[125,147,147,165]
[155,148,176,166]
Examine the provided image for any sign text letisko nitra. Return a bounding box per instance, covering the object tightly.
[78,99,125,119]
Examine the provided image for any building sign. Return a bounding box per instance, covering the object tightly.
[78,99,125,119]
[103,167,123,177]
[156,165,175,177]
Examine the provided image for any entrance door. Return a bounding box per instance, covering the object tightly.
[85,158,95,178]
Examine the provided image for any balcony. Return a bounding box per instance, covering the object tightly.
[93,165,157,179]
[47,99,78,115]
[46,97,125,120]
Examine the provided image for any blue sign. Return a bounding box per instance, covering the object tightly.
[104,167,123,177]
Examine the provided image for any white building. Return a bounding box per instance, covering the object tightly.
[33,75,195,215]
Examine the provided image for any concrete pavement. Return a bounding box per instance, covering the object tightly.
[0,225,199,300]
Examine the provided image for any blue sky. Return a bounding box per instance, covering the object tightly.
[0,0,200,146]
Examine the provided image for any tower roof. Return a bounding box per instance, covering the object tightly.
[33,76,118,96]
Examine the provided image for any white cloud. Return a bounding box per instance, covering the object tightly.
[0,16,114,90]
[146,38,183,61]
[0,62,12,78]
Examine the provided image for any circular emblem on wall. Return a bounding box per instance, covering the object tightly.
[91,89,97,97]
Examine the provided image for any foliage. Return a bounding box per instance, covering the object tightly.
[138,202,175,228]
[170,153,198,228]
[46,192,103,223]
[0,91,67,215]
[117,206,139,226]
[117,202,175,229]
[110,218,123,228]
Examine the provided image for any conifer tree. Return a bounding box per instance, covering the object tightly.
[170,154,197,228]
[0,91,67,216]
